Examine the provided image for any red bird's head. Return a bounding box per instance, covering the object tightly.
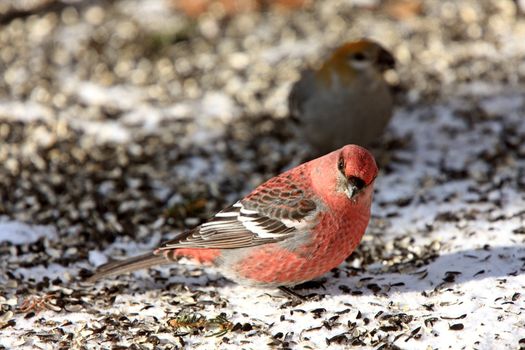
[335,145,378,200]
[309,144,378,205]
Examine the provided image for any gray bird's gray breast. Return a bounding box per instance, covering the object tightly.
[299,76,392,154]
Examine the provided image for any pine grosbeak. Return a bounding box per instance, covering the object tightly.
[87,145,378,289]
[289,39,396,155]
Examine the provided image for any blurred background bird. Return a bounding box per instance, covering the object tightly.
[289,39,396,156]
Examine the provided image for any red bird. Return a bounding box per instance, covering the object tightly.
[87,145,378,292]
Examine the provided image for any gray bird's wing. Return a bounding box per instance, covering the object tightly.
[288,69,317,119]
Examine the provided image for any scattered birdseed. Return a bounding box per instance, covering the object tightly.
[1,0,525,349]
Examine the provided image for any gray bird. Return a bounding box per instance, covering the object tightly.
[289,39,396,156]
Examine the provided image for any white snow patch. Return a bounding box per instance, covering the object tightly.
[261,38,322,64]
[480,94,524,117]
[13,263,70,282]
[89,250,109,267]
[66,80,148,110]
[0,101,54,122]
[121,105,164,131]
[200,92,239,123]
[71,119,131,143]
[0,221,57,245]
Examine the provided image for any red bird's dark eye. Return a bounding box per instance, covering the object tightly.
[338,156,345,172]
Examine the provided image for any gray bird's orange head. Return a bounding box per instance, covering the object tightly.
[317,39,395,86]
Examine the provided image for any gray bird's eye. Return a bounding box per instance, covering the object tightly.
[351,52,367,61]
[348,52,371,69]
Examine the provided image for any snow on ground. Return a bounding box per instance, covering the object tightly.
[2,93,524,349]
[0,220,57,245]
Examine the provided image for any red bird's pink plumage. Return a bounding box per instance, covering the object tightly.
[87,145,378,288]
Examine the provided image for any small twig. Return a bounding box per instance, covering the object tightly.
[18,293,61,314]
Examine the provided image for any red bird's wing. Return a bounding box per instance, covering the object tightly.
[159,183,319,250]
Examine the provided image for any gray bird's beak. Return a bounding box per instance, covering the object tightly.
[377,48,396,71]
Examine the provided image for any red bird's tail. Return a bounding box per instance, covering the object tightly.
[85,252,168,283]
